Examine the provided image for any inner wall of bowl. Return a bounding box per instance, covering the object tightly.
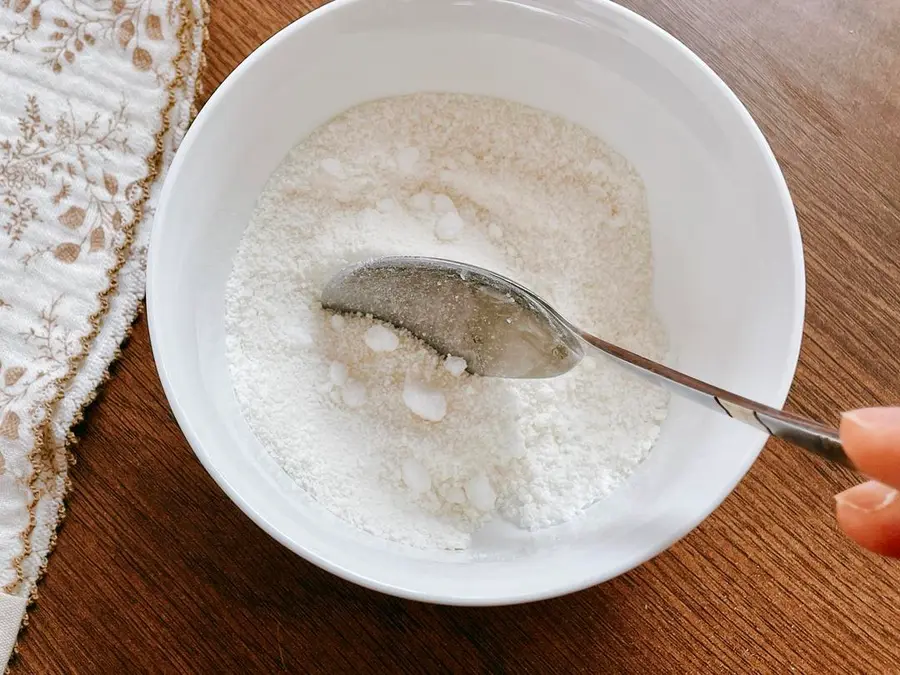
[153,0,800,600]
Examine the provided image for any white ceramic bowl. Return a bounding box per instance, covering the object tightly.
[148,0,803,604]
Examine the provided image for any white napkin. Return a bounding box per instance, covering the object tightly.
[0,0,208,665]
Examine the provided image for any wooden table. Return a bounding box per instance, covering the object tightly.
[14,0,900,671]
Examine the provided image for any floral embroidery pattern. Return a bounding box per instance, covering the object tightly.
[20,296,78,365]
[0,363,41,443]
[0,0,207,649]
[1,0,180,76]
[0,94,133,264]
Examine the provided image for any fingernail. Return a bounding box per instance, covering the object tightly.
[835,480,898,513]
[843,407,900,431]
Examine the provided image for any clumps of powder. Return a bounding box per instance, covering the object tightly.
[443,355,467,377]
[329,361,349,385]
[465,474,497,512]
[435,212,465,241]
[364,324,399,352]
[431,194,452,213]
[402,377,447,422]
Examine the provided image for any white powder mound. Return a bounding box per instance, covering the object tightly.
[224,93,670,550]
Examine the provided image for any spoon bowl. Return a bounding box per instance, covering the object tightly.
[321,257,583,378]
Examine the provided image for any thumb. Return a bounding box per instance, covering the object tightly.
[835,408,900,557]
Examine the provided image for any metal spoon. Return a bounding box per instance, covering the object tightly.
[321,256,851,469]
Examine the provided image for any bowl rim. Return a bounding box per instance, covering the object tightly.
[147,0,805,605]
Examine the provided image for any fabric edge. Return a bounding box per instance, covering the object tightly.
[1,0,210,669]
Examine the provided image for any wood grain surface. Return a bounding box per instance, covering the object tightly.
[13,0,900,672]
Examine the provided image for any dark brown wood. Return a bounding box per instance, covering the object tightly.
[13,0,900,672]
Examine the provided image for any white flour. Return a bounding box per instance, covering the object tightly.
[225,94,669,550]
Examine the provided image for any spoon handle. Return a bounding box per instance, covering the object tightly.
[575,330,852,469]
